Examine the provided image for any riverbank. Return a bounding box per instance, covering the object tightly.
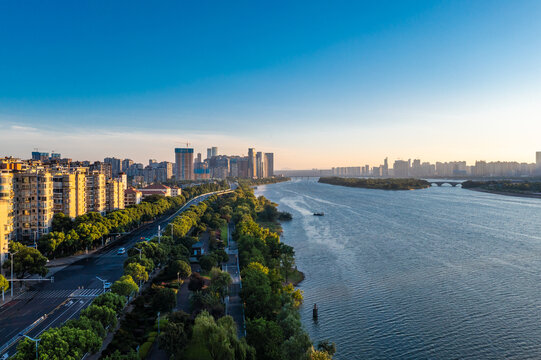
[319,176,431,190]
[466,187,541,199]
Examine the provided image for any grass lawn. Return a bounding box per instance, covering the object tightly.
[220,223,228,246]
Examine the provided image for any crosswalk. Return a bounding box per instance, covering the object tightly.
[15,288,103,300]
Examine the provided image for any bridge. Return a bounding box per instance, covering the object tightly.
[431,181,462,187]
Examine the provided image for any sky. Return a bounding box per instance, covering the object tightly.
[1,0,541,169]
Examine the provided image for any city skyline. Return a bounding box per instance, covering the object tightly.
[1,1,541,168]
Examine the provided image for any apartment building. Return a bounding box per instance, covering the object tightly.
[52,170,87,218]
[86,171,106,214]
[124,187,142,207]
[0,170,14,270]
[14,169,54,242]
[106,178,125,212]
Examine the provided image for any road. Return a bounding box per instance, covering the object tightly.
[0,189,231,357]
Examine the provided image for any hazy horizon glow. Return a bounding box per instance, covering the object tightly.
[1,1,541,169]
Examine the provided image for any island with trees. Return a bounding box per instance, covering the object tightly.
[318,177,431,190]
[462,180,541,198]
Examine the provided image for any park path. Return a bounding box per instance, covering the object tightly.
[223,222,246,338]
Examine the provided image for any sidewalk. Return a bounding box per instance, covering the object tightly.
[223,222,246,338]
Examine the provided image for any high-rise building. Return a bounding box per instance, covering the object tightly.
[196,153,202,164]
[209,156,230,179]
[122,159,134,173]
[256,152,265,178]
[104,157,122,177]
[211,147,218,157]
[90,161,112,179]
[536,152,541,174]
[0,170,14,269]
[31,152,50,161]
[86,171,106,214]
[52,171,87,218]
[106,178,125,212]
[264,153,274,177]
[175,148,194,180]
[382,157,389,177]
[14,169,54,242]
[393,160,409,177]
[207,148,212,160]
[248,148,256,179]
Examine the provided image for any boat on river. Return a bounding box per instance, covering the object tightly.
[313,212,324,216]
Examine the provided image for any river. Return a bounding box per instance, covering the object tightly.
[254,179,541,359]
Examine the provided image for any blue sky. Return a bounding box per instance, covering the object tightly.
[1,0,541,168]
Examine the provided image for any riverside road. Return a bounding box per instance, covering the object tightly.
[0,190,231,357]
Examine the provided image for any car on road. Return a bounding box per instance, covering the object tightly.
[117,248,126,255]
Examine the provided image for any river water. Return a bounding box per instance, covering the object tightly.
[255,179,541,359]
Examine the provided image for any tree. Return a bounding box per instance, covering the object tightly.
[317,340,336,356]
[81,304,118,328]
[152,288,176,312]
[310,350,333,360]
[124,262,148,284]
[280,245,295,283]
[188,272,205,291]
[64,316,106,338]
[210,267,232,300]
[2,242,48,278]
[281,331,312,360]
[246,318,284,360]
[38,231,66,257]
[93,292,127,313]
[13,326,101,360]
[169,260,191,279]
[0,274,9,293]
[51,212,73,232]
[199,254,217,272]
[111,275,139,297]
[192,311,253,360]
[160,311,193,358]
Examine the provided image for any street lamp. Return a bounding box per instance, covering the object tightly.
[19,334,40,360]
[8,250,19,298]
[134,247,143,260]
[96,276,109,292]
[158,225,161,244]
[177,272,180,287]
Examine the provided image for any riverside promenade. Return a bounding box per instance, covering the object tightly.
[223,222,246,338]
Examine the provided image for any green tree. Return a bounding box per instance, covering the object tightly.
[0,274,9,293]
[199,255,217,272]
[246,317,284,360]
[111,275,139,297]
[169,259,192,279]
[210,267,232,300]
[280,245,295,283]
[310,350,333,360]
[14,326,101,360]
[2,242,48,278]
[317,340,336,356]
[124,262,148,284]
[81,304,118,328]
[92,292,127,313]
[64,316,107,338]
[192,311,253,360]
[152,288,176,312]
[51,212,73,232]
[160,311,193,359]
